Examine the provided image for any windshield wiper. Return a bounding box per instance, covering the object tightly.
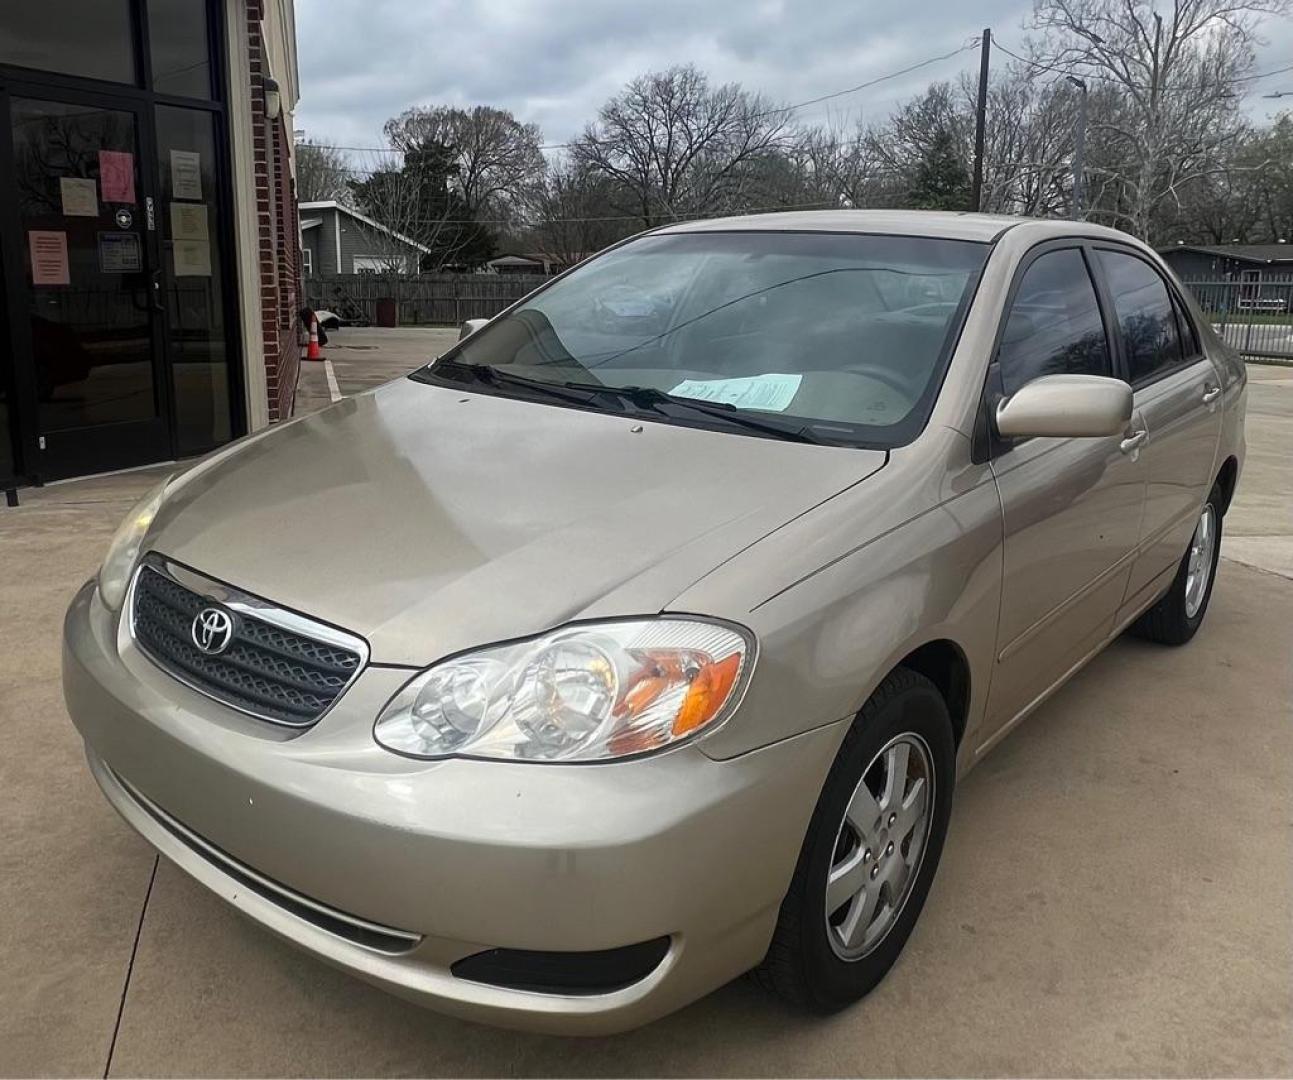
[560,382,826,445]
[434,360,825,445]
[434,358,601,407]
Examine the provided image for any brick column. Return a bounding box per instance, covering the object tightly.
[246,0,300,423]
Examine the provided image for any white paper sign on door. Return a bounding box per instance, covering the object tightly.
[60,177,99,217]
[170,202,208,241]
[174,239,212,276]
[170,150,203,200]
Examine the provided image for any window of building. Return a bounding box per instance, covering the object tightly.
[155,104,231,453]
[1095,250,1183,385]
[301,247,312,276]
[998,248,1112,396]
[148,0,213,98]
[0,2,136,83]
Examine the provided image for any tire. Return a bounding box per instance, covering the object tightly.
[1130,482,1224,646]
[753,667,956,1013]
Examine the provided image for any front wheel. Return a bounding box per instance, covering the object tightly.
[753,667,955,1012]
[1130,483,1223,646]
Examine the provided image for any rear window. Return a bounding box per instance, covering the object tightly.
[436,230,988,446]
[1096,250,1184,384]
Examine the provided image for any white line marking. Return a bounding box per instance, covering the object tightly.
[324,359,343,403]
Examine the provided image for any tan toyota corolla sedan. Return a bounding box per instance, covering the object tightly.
[64,211,1245,1034]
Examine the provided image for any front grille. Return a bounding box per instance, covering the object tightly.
[130,559,365,727]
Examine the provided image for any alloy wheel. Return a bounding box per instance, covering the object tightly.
[1184,503,1218,619]
[825,732,934,961]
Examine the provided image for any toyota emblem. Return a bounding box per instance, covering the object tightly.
[191,606,234,655]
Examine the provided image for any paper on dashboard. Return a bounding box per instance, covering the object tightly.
[669,373,802,412]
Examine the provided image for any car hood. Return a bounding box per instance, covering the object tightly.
[152,380,885,666]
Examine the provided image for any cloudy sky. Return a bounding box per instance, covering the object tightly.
[293,0,1293,153]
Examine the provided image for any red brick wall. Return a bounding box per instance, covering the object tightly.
[246,0,300,422]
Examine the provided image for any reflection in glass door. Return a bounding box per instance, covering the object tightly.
[155,104,231,453]
[8,93,169,478]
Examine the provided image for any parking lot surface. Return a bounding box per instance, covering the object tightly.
[2,339,1290,1077]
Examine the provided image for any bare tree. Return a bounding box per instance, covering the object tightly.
[383,105,545,222]
[571,64,794,226]
[348,146,492,271]
[522,157,628,266]
[967,68,1078,216]
[294,138,352,203]
[1030,0,1290,239]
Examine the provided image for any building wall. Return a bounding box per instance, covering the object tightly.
[1161,250,1230,280]
[226,0,300,429]
[248,0,300,422]
[301,227,322,278]
[321,208,342,275]
[1162,250,1293,281]
[337,213,419,273]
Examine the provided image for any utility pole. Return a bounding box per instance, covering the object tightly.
[1066,76,1087,218]
[971,28,991,212]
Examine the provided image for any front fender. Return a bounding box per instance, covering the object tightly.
[680,430,1003,772]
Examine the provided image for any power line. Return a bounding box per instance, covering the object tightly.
[310,39,983,157]
[993,39,1293,95]
[748,38,982,119]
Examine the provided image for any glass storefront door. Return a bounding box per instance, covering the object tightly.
[0,0,239,487]
[5,88,170,478]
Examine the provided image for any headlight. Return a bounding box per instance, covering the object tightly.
[374,618,753,763]
[97,476,171,611]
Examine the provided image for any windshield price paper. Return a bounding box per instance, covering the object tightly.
[670,373,802,412]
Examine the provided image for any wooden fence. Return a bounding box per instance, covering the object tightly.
[304,273,548,327]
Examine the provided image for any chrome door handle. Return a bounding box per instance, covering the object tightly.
[1202,385,1221,404]
[1120,430,1148,454]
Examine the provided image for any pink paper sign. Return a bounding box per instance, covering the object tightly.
[99,149,136,204]
[29,231,70,286]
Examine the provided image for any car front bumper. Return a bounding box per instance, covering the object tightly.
[63,579,846,1034]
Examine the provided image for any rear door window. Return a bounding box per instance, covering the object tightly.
[997,248,1112,396]
[1095,250,1184,384]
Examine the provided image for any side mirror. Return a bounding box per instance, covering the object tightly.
[458,318,489,341]
[995,374,1133,439]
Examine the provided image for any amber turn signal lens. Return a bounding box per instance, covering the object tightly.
[672,652,742,736]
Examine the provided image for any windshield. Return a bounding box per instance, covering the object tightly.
[420,230,988,446]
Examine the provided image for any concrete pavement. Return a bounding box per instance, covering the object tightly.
[293,326,459,416]
[1,342,1290,1077]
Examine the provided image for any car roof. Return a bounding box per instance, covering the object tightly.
[655,209,1135,246]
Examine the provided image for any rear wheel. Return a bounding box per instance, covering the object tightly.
[1130,483,1223,646]
[754,668,955,1012]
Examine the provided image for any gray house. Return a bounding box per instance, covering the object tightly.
[1159,243,1293,281]
[299,200,431,275]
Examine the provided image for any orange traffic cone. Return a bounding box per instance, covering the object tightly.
[306,315,324,361]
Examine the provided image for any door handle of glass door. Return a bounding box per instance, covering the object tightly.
[151,271,165,312]
[1202,385,1221,404]
[1119,430,1148,454]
